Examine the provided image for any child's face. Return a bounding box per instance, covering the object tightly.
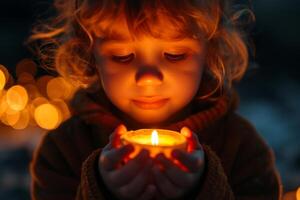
[93,23,206,125]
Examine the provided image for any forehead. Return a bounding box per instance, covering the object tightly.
[101,29,190,44]
[98,15,196,43]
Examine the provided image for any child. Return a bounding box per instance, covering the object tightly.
[29,0,282,199]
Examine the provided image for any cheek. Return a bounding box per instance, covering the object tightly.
[168,61,204,104]
[97,64,133,102]
[173,72,202,98]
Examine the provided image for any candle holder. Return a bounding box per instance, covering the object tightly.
[120,129,187,159]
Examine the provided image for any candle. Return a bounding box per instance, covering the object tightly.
[120,129,187,159]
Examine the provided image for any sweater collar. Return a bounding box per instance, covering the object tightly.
[70,87,239,134]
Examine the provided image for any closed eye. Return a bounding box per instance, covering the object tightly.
[111,53,135,64]
[164,53,187,62]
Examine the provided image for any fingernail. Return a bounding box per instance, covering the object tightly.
[117,124,127,134]
[181,127,191,138]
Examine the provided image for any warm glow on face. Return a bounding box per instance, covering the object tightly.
[34,103,61,130]
[0,69,6,90]
[6,85,28,111]
[95,30,205,125]
[297,187,300,200]
[151,130,159,145]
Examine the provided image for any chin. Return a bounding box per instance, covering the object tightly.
[131,112,170,126]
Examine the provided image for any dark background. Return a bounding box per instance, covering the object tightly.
[0,0,299,199]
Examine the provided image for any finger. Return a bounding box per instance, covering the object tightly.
[111,124,127,148]
[138,184,156,200]
[156,154,196,188]
[181,126,202,152]
[109,149,150,187]
[152,165,184,199]
[100,144,133,171]
[118,159,153,199]
[103,124,127,151]
[172,149,204,173]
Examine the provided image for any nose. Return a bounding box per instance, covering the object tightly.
[135,66,163,87]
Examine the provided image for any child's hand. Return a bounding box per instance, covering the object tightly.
[98,125,156,200]
[152,127,205,199]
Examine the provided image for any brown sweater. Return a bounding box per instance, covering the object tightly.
[30,88,283,200]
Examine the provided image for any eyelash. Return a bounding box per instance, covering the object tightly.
[164,53,187,62]
[110,52,188,64]
[111,53,135,64]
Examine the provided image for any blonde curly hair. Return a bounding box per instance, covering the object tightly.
[28,0,253,101]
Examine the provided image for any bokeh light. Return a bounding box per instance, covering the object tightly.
[12,107,30,130]
[0,62,75,130]
[0,64,14,89]
[47,77,74,100]
[50,99,71,121]
[17,72,35,85]
[4,111,21,126]
[23,84,41,100]
[0,91,8,117]
[36,75,54,97]
[0,68,6,90]
[29,97,49,122]
[34,103,62,130]
[16,58,37,77]
[0,64,10,85]
[6,85,28,111]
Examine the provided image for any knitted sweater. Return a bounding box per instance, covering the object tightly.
[30,87,282,200]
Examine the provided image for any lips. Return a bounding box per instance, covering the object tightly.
[132,97,169,109]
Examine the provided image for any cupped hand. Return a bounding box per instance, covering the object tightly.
[152,126,205,199]
[98,124,157,200]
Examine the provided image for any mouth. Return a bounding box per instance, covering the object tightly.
[132,97,169,110]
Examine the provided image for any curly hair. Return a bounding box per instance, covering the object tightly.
[28,0,253,101]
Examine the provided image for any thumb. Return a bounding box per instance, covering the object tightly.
[180,126,202,152]
[111,124,127,148]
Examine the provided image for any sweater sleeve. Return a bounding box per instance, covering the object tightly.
[30,123,115,200]
[228,116,283,200]
[76,148,119,200]
[192,144,235,200]
[191,114,282,200]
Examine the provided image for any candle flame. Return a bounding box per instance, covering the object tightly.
[151,130,159,145]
